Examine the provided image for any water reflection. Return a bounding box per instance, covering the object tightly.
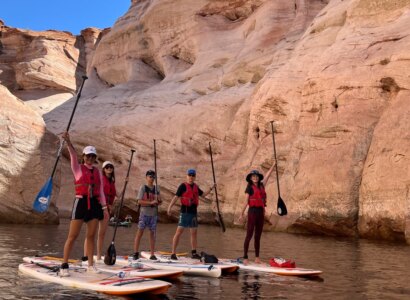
[0,221,410,299]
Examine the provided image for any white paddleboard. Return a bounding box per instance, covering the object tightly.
[19,262,171,295]
[113,255,222,278]
[140,251,239,274]
[23,256,183,280]
[220,259,322,277]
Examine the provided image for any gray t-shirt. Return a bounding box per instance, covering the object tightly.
[137,185,160,216]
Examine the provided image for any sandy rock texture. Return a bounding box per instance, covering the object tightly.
[1,0,409,243]
[0,85,59,223]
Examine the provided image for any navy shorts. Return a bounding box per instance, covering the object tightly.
[71,196,103,222]
[178,213,198,228]
[138,214,158,231]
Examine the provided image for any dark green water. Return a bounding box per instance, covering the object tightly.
[1,219,410,299]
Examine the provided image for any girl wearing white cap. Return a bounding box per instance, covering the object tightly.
[60,132,109,276]
[82,160,117,262]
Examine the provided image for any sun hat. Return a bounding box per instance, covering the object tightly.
[246,170,264,183]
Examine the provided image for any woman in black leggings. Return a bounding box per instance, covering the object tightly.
[239,166,274,265]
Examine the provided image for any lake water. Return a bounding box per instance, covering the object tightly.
[1,219,410,299]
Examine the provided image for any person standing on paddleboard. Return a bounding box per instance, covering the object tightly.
[239,166,274,265]
[167,169,215,260]
[132,170,161,261]
[83,161,117,263]
[60,132,109,276]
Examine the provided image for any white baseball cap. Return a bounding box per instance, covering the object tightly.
[102,161,114,168]
[83,145,97,155]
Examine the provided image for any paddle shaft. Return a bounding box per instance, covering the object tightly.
[154,139,159,201]
[209,142,226,232]
[112,149,136,241]
[270,121,281,197]
[49,75,88,178]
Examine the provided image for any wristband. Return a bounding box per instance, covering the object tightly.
[102,206,107,210]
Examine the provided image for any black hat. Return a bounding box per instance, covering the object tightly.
[146,170,156,177]
[246,170,264,183]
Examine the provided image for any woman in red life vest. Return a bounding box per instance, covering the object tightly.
[83,161,117,263]
[239,166,274,265]
[60,132,109,276]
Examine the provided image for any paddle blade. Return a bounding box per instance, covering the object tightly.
[104,243,116,265]
[217,213,226,232]
[33,177,53,213]
[277,196,288,216]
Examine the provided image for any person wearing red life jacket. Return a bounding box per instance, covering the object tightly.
[239,165,274,265]
[60,132,109,277]
[82,161,117,263]
[132,170,161,261]
[167,169,215,260]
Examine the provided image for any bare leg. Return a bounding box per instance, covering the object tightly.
[172,227,184,254]
[85,219,98,267]
[63,220,83,263]
[97,217,109,260]
[149,230,156,256]
[189,228,197,250]
[134,229,144,253]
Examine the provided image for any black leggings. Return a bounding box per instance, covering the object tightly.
[243,208,264,258]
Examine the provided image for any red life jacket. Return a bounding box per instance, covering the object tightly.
[181,183,199,206]
[248,184,266,207]
[103,175,116,205]
[75,165,101,209]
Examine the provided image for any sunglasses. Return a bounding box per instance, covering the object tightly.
[104,165,114,169]
[147,175,155,178]
[85,154,97,159]
[188,174,196,177]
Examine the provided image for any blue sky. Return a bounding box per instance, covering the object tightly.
[1,0,130,35]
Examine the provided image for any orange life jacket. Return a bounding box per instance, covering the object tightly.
[75,165,101,209]
[248,184,266,208]
[181,183,199,206]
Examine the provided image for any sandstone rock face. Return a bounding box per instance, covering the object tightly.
[0,85,59,224]
[1,0,409,243]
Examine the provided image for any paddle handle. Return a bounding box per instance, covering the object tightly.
[49,75,88,179]
[209,142,226,232]
[154,139,159,202]
[112,149,136,241]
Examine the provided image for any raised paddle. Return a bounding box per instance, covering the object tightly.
[270,121,288,216]
[153,139,161,205]
[209,142,226,232]
[105,149,136,265]
[33,75,88,213]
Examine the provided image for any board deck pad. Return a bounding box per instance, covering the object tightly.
[19,262,171,295]
[23,256,183,280]
[140,251,239,274]
[113,255,222,278]
[220,259,323,277]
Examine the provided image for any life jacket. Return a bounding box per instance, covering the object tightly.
[75,165,101,209]
[103,175,116,205]
[248,184,266,208]
[141,185,158,206]
[181,183,199,206]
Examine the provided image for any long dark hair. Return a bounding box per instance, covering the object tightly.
[103,166,115,183]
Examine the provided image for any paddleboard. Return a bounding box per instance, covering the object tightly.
[19,262,171,295]
[220,259,322,277]
[140,251,239,274]
[113,255,222,278]
[23,256,183,280]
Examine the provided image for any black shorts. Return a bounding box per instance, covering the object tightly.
[71,196,104,222]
